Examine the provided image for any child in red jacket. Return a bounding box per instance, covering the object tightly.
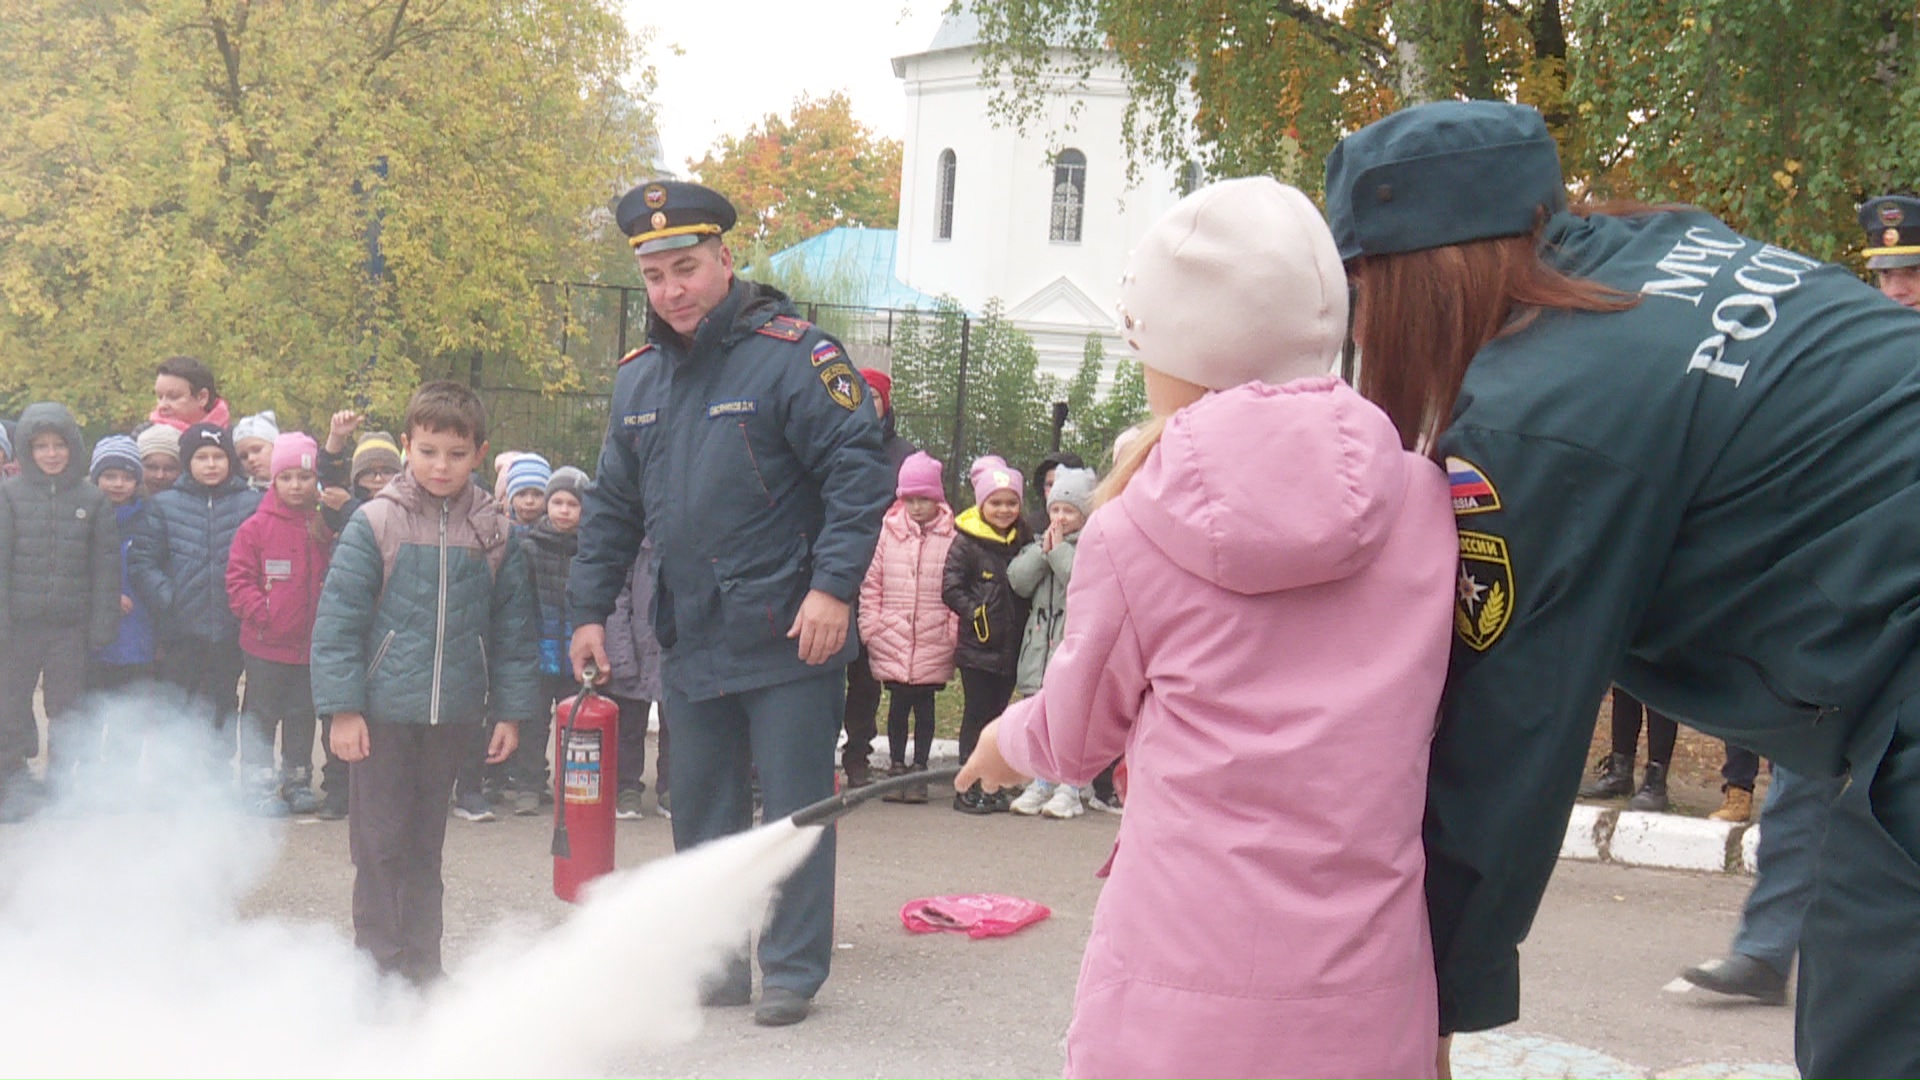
[227,432,334,815]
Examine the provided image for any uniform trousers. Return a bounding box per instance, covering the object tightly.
[1730,764,1844,976]
[665,667,842,998]
[348,720,479,985]
[1795,691,1920,1075]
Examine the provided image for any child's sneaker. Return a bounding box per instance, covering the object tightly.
[315,790,349,821]
[880,763,912,803]
[616,788,645,820]
[1086,792,1124,816]
[513,789,542,816]
[1009,781,1054,816]
[655,790,671,819]
[452,790,496,822]
[287,786,322,816]
[1041,784,1085,819]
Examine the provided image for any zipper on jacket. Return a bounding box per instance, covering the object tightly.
[478,636,490,689]
[430,499,449,724]
[366,629,397,677]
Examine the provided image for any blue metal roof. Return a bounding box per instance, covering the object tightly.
[760,228,937,310]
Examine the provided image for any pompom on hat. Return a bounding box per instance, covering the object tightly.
[1116,176,1347,392]
[1324,100,1566,262]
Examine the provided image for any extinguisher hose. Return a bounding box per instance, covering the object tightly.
[551,666,600,860]
[788,766,963,827]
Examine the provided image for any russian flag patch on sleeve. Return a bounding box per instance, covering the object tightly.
[1446,456,1501,516]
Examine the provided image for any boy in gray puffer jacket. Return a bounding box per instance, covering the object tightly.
[0,402,120,811]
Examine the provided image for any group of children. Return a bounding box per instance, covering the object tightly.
[853,441,1111,816]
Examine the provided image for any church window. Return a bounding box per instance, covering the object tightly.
[936,149,957,241]
[1180,160,1203,197]
[1050,149,1086,243]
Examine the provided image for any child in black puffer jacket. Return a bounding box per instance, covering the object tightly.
[0,402,120,810]
[129,422,261,782]
[512,466,587,813]
[941,455,1031,814]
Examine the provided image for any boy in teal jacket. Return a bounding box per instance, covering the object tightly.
[311,381,541,985]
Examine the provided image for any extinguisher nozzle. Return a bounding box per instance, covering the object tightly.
[551,826,571,859]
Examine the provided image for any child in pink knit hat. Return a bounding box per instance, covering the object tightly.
[227,431,336,815]
[857,452,960,803]
[942,454,1030,813]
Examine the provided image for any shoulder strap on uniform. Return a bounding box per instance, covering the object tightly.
[755,314,811,342]
[618,343,655,366]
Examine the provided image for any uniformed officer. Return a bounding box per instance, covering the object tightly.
[567,180,892,1026]
[1325,102,1920,1076]
[1861,193,1920,310]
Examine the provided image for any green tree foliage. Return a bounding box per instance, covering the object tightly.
[965,0,1917,258]
[888,306,1144,499]
[1570,2,1920,261]
[1061,335,1147,468]
[0,0,654,429]
[689,92,903,254]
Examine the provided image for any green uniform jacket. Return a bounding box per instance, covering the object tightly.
[1431,209,1920,1034]
[310,470,542,726]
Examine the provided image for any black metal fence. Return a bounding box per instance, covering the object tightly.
[472,283,985,484]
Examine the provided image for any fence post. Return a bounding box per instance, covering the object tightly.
[616,285,630,359]
[951,314,970,486]
[468,349,484,389]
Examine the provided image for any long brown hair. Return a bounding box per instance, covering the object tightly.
[1350,216,1642,456]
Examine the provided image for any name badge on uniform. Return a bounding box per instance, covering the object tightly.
[264,559,293,580]
[707,399,758,418]
[621,410,659,428]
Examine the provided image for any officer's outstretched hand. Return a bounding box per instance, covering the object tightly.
[571,624,611,684]
[788,589,850,665]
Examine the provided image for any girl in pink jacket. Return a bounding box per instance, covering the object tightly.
[958,178,1457,1078]
[227,432,334,816]
[858,451,959,804]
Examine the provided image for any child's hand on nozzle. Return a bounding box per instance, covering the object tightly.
[955,719,1027,793]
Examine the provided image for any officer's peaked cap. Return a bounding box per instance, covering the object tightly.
[1860,194,1920,270]
[617,180,738,255]
[1325,101,1567,262]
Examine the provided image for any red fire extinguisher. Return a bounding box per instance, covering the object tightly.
[552,668,620,903]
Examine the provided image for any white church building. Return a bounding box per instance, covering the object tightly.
[890,12,1196,378]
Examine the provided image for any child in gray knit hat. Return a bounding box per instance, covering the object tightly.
[1006,465,1098,819]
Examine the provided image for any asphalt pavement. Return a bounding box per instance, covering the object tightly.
[222,789,1798,1079]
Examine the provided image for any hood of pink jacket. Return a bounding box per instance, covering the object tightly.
[1121,377,1406,596]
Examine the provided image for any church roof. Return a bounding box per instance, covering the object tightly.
[926,10,983,52]
[757,228,937,311]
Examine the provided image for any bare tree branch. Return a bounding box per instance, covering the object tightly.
[1264,0,1392,76]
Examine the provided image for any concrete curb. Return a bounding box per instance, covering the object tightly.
[1562,804,1759,874]
[851,736,1759,875]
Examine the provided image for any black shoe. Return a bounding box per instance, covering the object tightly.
[1680,953,1788,1005]
[880,762,910,802]
[845,760,874,789]
[1578,752,1636,799]
[1627,761,1671,812]
[954,782,996,815]
[754,986,812,1026]
[700,981,752,1007]
[903,762,929,805]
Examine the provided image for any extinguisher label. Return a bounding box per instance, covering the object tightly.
[564,728,603,804]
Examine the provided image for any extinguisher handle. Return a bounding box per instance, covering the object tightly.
[579,663,600,692]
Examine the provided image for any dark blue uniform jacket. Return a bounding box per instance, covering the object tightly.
[570,280,892,703]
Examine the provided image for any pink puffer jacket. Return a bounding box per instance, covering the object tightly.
[858,500,960,686]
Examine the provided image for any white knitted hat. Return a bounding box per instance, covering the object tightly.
[1116,177,1348,391]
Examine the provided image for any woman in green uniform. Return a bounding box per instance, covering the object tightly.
[1325,101,1920,1076]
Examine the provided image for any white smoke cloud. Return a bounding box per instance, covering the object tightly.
[0,694,821,1078]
